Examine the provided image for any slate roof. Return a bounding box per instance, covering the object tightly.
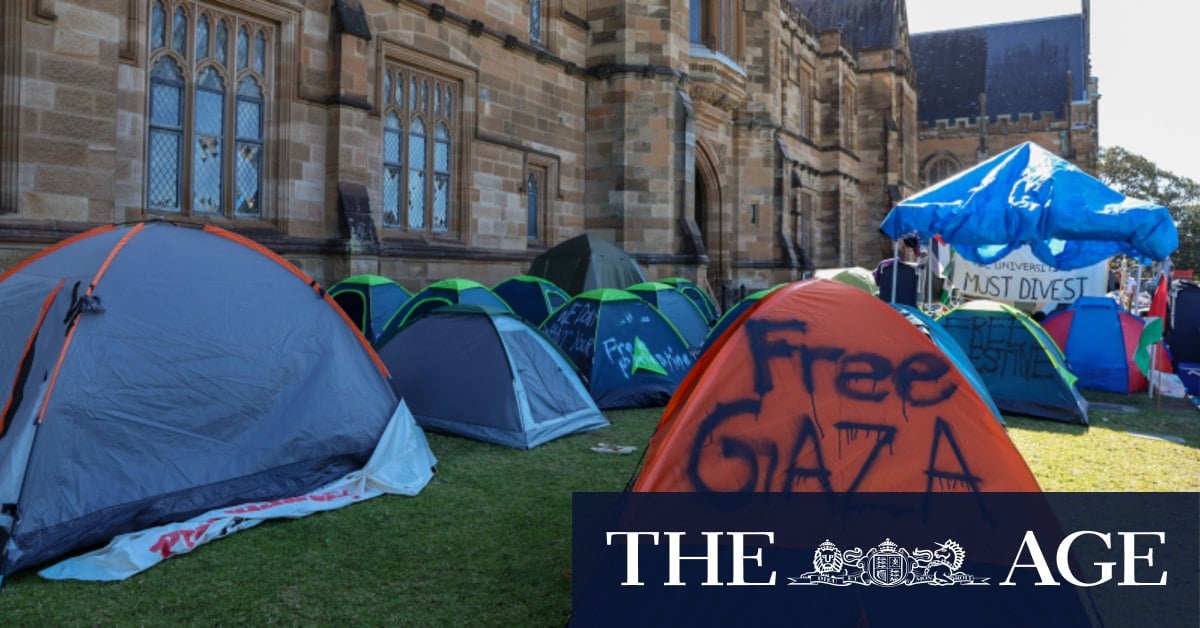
[790,0,904,52]
[911,14,1087,123]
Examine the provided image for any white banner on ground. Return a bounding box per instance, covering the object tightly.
[39,401,436,582]
[949,245,1109,305]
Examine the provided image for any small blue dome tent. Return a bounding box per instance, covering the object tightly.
[938,301,1089,425]
[328,274,411,344]
[376,278,510,345]
[492,275,571,327]
[541,289,695,409]
[625,281,710,352]
[377,305,608,449]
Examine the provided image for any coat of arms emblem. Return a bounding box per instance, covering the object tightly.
[789,538,986,586]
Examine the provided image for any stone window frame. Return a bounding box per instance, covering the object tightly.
[796,62,814,139]
[529,0,543,46]
[841,79,857,150]
[377,41,477,242]
[923,153,962,187]
[523,153,556,243]
[142,0,296,224]
[797,188,814,262]
[690,0,744,62]
[902,92,918,183]
[525,168,543,241]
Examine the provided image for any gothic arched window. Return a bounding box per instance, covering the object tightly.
[381,62,459,235]
[526,171,541,240]
[146,0,271,218]
[926,157,960,186]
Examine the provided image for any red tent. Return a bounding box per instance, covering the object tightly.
[634,279,1040,493]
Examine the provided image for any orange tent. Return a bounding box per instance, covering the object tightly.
[634,279,1040,492]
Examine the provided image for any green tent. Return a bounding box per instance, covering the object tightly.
[814,267,879,295]
[528,233,647,296]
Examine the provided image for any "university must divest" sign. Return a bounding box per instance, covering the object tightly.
[949,246,1109,304]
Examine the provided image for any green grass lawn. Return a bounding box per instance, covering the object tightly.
[0,392,1196,624]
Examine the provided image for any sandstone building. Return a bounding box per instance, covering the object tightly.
[911,3,1099,186]
[0,0,921,300]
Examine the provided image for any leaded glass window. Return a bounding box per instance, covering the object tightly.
[383,111,402,228]
[151,1,166,50]
[254,32,266,74]
[235,77,263,216]
[433,122,450,233]
[149,57,184,212]
[926,158,959,186]
[381,61,458,235]
[530,0,542,45]
[172,7,187,56]
[146,1,272,219]
[196,15,209,59]
[237,26,248,70]
[192,66,224,213]
[526,172,540,240]
[215,19,228,66]
[407,118,426,230]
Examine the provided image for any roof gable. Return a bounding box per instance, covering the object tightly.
[790,0,904,52]
[911,14,1087,123]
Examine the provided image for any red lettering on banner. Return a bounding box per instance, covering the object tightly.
[148,517,219,558]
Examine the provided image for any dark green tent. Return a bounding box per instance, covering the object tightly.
[528,233,647,296]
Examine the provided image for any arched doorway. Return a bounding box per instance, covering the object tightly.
[692,141,724,295]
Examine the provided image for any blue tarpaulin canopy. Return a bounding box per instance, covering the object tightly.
[880,142,1178,270]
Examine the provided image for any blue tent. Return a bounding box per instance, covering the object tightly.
[1041,297,1149,394]
[328,274,411,344]
[625,282,710,353]
[881,142,1178,270]
[0,222,435,576]
[659,277,720,325]
[938,301,1089,425]
[377,305,608,449]
[376,278,510,345]
[492,275,570,327]
[541,289,694,409]
[702,284,785,354]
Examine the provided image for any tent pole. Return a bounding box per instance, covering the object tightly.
[890,240,899,304]
[926,238,934,312]
[1148,343,1157,400]
[1135,265,1143,313]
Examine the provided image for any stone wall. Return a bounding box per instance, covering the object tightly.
[0,0,921,296]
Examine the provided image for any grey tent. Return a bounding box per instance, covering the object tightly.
[377,305,609,449]
[0,222,435,577]
[528,233,647,296]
